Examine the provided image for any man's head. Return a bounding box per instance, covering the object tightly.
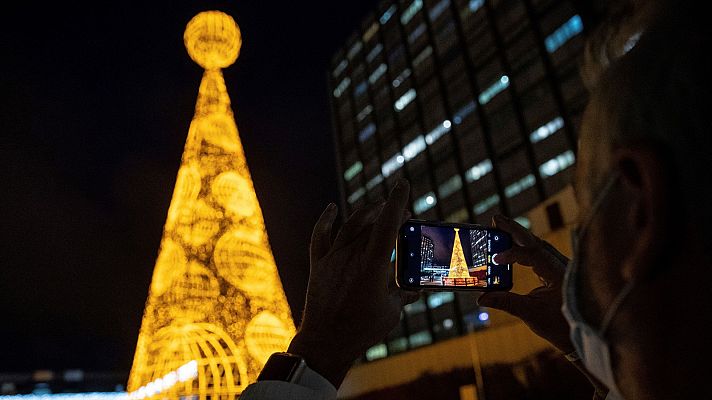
[573,3,711,398]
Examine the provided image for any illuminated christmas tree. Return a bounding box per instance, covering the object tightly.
[127,11,295,399]
[448,228,470,279]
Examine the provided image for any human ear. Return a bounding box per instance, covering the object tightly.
[613,146,669,282]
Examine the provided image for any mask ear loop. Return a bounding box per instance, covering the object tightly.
[577,170,622,238]
[599,279,636,335]
[573,170,623,332]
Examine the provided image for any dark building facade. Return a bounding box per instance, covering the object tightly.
[329,0,590,362]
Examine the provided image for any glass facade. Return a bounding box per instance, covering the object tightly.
[329,0,588,361]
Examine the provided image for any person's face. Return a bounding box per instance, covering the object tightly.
[574,98,628,327]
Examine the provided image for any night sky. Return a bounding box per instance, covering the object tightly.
[0,1,380,373]
[421,226,474,266]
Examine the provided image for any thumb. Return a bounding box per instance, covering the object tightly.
[477,292,529,320]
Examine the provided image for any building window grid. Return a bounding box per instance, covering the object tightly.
[342,0,584,362]
[521,0,581,157]
[483,0,550,207]
[447,0,511,218]
[402,0,497,340]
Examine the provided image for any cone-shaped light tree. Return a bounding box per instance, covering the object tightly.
[127,11,295,400]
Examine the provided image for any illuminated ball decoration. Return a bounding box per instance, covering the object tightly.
[244,312,295,366]
[138,323,249,399]
[213,229,277,296]
[184,11,241,70]
[165,163,201,229]
[199,114,240,152]
[166,262,220,321]
[150,239,187,296]
[211,171,256,217]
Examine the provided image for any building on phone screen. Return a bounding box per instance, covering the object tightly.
[327,0,611,398]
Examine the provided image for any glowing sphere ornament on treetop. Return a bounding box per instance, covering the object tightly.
[128,10,295,400]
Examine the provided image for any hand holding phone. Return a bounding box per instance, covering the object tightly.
[395,219,513,291]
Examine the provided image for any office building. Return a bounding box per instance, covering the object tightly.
[328,0,594,394]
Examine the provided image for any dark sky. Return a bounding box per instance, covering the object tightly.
[0,0,379,373]
[421,226,474,266]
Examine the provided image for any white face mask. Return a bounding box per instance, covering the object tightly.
[562,172,634,400]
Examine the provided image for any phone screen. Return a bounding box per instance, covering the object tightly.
[396,220,513,291]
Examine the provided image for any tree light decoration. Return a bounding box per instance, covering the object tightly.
[128,10,295,399]
[444,228,477,286]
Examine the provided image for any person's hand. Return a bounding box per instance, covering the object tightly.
[477,214,574,354]
[287,179,418,388]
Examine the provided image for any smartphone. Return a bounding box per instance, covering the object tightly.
[395,219,513,291]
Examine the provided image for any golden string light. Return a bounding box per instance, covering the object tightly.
[128,10,295,399]
[444,228,476,286]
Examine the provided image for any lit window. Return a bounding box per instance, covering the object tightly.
[505,174,536,198]
[408,23,426,43]
[394,88,417,111]
[392,68,412,88]
[474,194,500,215]
[514,216,531,229]
[425,119,452,144]
[427,292,455,308]
[401,0,423,25]
[356,105,373,122]
[429,0,450,21]
[402,135,427,161]
[358,123,377,143]
[333,77,351,98]
[382,153,405,177]
[348,187,366,204]
[539,150,575,177]
[530,116,564,143]
[354,81,368,97]
[413,46,432,66]
[469,0,484,12]
[332,59,348,78]
[366,344,388,361]
[347,41,363,59]
[380,5,397,24]
[404,298,427,314]
[414,192,437,214]
[388,337,408,353]
[366,43,383,63]
[366,174,384,190]
[409,330,433,348]
[438,175,463,198]
[545,15,583,53]
[369,63,388,84]
[478,75,509,105]
[344,161,363,181]
[465,159,493,182]
[623,31,642,53]
[453,100,476,124]
[363,22,379,42]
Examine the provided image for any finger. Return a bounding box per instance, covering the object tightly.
[400,290,420,307]
[309,203,337,266]
[366,179,410,267]
[477,291,531,320]
[332,201,385,250]
[492,214,537,247]
[494,247,564,285]
[400,210,412,225]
